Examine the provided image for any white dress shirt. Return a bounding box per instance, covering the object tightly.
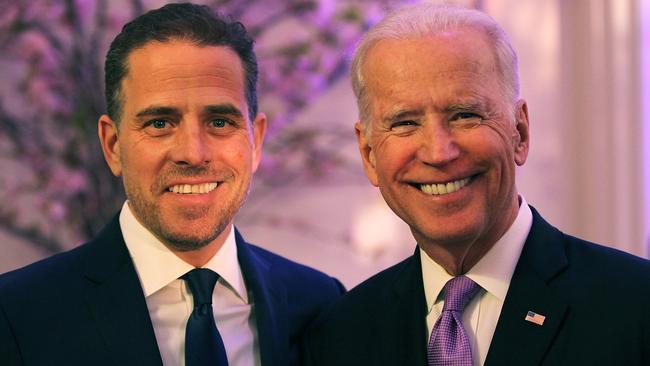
[119,202,260,366]
[421,197,533,366]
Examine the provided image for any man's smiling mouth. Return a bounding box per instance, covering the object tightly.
[167,182,218,194]
[417,177,471,195]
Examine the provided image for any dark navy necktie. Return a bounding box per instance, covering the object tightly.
[427,276,481,366]
[182,268,229,366]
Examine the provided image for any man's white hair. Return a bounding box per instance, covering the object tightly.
[351,3,520,128]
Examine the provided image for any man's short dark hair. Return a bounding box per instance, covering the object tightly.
[104,3,258,122]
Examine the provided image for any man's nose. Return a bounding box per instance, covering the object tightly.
[415,122,460,166]
[170,122,211,167]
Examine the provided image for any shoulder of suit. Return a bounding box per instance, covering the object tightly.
[244,242,345,292]
[529,206,650,281]
[560,232,650,278]
[314,254,416,318]
[350,253,415,293]
[0,239,94,299]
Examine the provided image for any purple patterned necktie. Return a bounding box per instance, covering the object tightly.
[427,276,481,366]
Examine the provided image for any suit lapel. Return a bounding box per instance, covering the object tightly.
[82,215,163,366]
[484,207,569,366]
[376,249,428,366]
[235,229,287,366]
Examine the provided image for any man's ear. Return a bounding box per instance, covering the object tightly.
[251,112,267,173]
[355,122,379,187]
[98,114,122,177]
[512,100,530,166]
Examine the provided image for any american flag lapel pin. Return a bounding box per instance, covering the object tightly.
[524,310,546,326]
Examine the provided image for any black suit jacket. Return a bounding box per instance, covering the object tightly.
[303,206,650,365]
[0,215,344,366]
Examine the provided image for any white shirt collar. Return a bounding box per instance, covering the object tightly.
[420,196,533,310]
[119,201,249,303]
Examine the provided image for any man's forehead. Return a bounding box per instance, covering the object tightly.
[366,69,500,108]
[363,29,497,76]
[362,34,501,110]
[119,40,247,113]
[124,40,242,75]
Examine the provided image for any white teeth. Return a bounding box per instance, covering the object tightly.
[446,182,454,192]
[420,177,470,196]
[168,182,218,194]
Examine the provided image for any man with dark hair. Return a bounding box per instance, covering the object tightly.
[304,3,650,366]
[0,4,343,366]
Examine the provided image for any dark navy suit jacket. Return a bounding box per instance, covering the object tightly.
[303,206,650,365]
[0,215,344,366]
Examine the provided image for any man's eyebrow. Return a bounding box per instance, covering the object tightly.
[135,106,180,118]
[444,100,488,113]
[384,108,423,122]
[203,104,244,118]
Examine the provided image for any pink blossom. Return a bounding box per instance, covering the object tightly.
[48,201,67,221]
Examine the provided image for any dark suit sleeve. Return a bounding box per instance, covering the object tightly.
[0,303,23,366]
[300,315,323,366]
[297,277,344,366]
[299,278,347,366]
[333,278,346,295]
[301,336,316,366]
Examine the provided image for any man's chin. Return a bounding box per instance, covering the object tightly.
[411,221,482,248]
[159,231,220,252]
[152,221,229,252]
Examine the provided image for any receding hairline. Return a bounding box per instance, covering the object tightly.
[111,38,250,123]
[351,4,520,128]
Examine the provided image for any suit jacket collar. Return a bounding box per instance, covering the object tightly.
[81,218,290,366]
[484,205,569,366]
[235,229,288,366]
[82,214,163,366]
[376,248,429,366]
[359,206,568,366]
[78,214,292,366]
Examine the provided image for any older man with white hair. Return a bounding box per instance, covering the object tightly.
[304,3,650,366]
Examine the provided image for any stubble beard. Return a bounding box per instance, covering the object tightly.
[123,170,250,253]
[143,204,231,252]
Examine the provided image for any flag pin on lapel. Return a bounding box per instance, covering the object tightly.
[525,311,546,326]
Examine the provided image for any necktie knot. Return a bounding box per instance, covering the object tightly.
[182,268,218,307]
[441,276,481,312]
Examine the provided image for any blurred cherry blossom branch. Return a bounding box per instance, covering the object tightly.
[0,0,391,254]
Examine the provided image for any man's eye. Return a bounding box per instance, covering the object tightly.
[150,119,168,129]
[211,118,230,128]
[450,112,482,129]
[452,112,480,120]
[391,120,417,128]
